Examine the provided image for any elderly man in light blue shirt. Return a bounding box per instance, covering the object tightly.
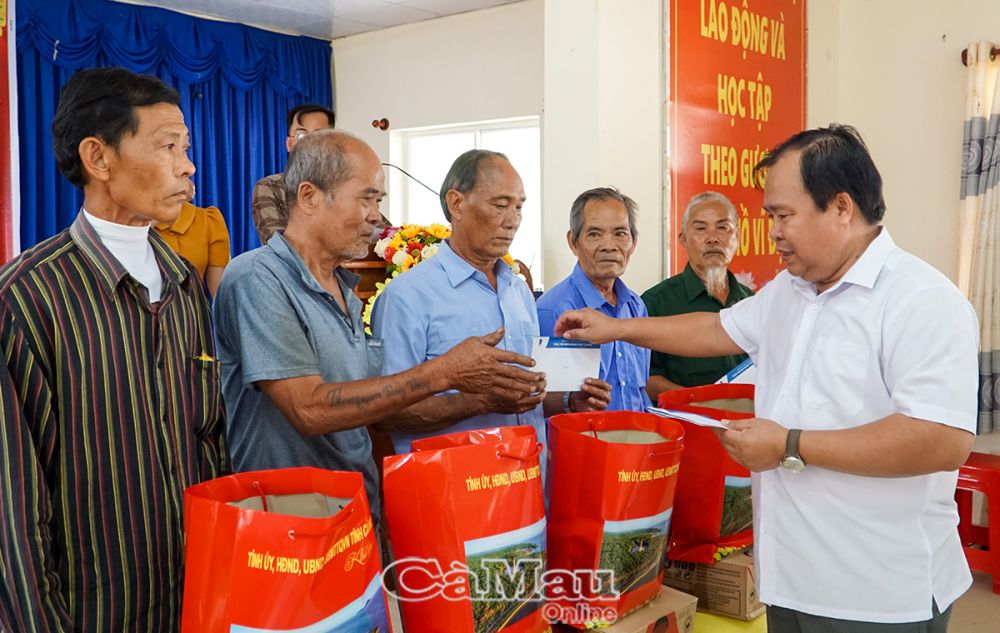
[373,150,611,454]
[536,187,651,412]
[215,133,546,518]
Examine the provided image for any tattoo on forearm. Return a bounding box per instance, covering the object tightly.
[404,378,429,392]
[326,378,431,411]
[327,388,380,411]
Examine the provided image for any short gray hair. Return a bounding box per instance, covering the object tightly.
[680,191,738,233]
[439,149,509,221]
[569,187,638,242]
[283,129,358,208]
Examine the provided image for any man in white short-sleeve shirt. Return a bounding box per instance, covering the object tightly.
[555,124,978,633]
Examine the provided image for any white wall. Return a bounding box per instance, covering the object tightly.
[808,0,1000,282]
[332,0,543,166]
[597,0,664,292]
[542,0,599,289]
[334,0,663,292]
[543,0,663,292]
[806,0,839,129]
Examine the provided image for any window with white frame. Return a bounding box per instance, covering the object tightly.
[388,117,542,286]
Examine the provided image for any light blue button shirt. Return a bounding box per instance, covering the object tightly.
[536,263,651,412]
[372,240,545,454]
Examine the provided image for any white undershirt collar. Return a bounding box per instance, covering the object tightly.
[82,209,163,303]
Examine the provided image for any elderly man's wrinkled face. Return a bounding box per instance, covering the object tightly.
[318,141,384,261]
[103,102,195,226]
[451,158,525,263]
[679,201,738,277]
[569,198,636,285]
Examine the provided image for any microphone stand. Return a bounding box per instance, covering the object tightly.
[381,163,439,197]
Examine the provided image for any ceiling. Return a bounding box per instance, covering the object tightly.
[115,0,525,40]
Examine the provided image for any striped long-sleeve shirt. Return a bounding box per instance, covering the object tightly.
[0,213,228,632]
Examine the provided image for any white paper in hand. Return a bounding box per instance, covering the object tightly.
[646,406,727,429]
[531,337,601,392]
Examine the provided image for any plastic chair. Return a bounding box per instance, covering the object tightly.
[956,451,1000,594]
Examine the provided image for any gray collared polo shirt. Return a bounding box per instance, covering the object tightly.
[214,233,383,514]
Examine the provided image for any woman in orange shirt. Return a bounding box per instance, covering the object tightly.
[154,184,231,297]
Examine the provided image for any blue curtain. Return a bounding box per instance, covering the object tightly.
[16,0,332,255]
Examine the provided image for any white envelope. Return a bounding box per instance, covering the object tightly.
[646,406,727,429]
[531,336,602,392]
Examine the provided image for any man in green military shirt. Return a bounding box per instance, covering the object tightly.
[641,191,754,399]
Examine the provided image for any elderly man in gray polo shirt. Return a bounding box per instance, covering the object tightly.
[214,130,546,514]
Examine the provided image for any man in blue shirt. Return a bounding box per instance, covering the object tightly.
[215,132,545,514]
[537,187,651,412]
[373,150,611,454]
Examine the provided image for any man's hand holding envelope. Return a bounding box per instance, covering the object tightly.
[531,335,612,413]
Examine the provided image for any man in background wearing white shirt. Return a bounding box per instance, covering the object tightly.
[556,124,978,633]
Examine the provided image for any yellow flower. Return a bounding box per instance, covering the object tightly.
[362,281,388,334]
[362,298,376,335]
[501,253,520,275]
[428,223,451,240]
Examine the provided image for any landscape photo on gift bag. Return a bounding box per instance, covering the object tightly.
[596,508,671,596]
[322,574,389,633]
[464,518,547,633]
[721,475,753,536]
[231,574,390,633]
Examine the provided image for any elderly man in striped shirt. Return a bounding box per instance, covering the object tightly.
[0,67,226,632]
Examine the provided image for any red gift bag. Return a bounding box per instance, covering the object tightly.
[546,411,684,628]
[658,384,756,564]
[180,467,391,633]
[383,426,548,633]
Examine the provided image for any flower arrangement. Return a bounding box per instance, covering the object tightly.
[375,223,451,276]
[362,223,519,332]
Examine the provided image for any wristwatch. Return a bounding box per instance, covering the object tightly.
[779,429,806,473]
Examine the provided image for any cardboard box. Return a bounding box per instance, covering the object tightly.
[662,550,764,621]
[552,586,697,633]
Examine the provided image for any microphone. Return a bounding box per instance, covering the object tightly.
[381,163,438,197]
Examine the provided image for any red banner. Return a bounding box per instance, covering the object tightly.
[669,0,806,289]
[0,0,12,264]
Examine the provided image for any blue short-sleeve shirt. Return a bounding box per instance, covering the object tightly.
[372,240,545,454]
